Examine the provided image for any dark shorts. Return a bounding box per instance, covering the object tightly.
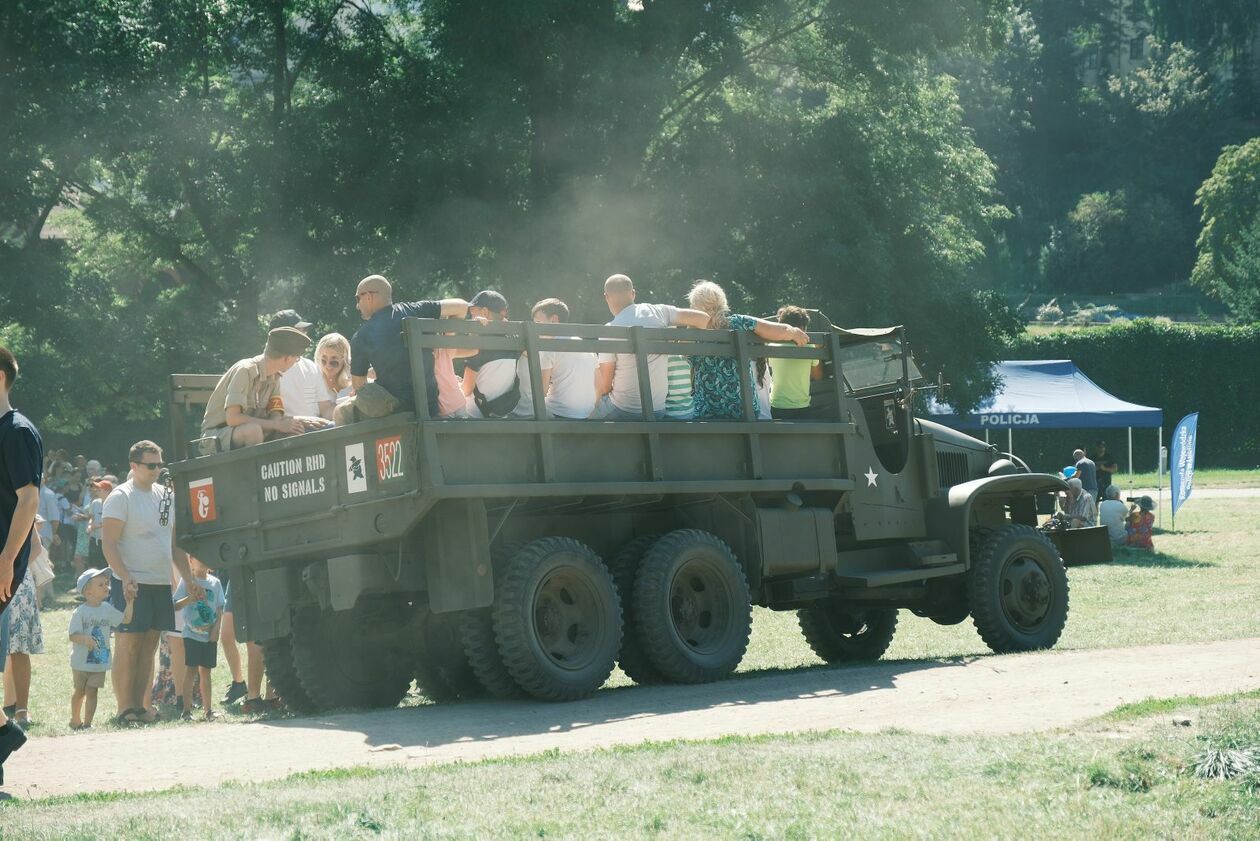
[182,638,217,669]
[770,406,814,420]
[110,579,176,633]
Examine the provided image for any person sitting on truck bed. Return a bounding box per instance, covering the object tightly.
[461,290,548,419]
[768,305,824,420]
[684,280,808,420]
[592,274,711,420]
[200,328,314,452]
[335,274,469,425]
[531,297,597,419]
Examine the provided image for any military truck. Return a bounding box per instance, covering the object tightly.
[168,318,1071,712]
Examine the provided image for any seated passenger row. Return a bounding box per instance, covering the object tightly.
[199,274,821,453]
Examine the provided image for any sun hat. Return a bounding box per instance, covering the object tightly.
[1062,466,1077,479]
[1138,496,1155,512]
[76,567,111,594]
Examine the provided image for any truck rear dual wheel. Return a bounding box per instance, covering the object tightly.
[633,530,752,684]
[492,537,622,701]
[415,606,484,702]
[798,605,898,663]
[260,635,315,714]
[459,542,526,700]
[606,534,666,686]
[290,600,416,711]
[967,523,1069,653]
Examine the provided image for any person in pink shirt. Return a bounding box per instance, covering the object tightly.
[433,324,479,418]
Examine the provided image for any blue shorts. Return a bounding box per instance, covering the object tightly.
[110,579,176,633]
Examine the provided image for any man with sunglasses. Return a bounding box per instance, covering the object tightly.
[335,274,469,424]
[101,441,205,725]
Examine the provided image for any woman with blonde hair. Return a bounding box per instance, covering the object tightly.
[315,333,353,404]
[685,280,808,419]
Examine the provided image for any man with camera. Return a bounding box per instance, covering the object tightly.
[101,440,204,724]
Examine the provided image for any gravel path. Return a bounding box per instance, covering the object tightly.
[7,637,1258,800]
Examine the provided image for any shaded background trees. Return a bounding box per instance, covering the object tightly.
[1,0,1256,456]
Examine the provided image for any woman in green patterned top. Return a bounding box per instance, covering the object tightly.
[685,281,808,420]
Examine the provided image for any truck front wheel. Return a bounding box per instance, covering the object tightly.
[798,605,898,663]
[633,529,752,684]
[967,524,1069,653]
[290,600,416,711]
[492,537,622,701]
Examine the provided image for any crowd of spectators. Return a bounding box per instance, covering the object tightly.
[1057,442,1155,551]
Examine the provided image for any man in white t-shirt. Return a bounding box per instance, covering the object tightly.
[592,274,709,420]
[1098,485,1127,544]
[101,440,204,724]
[531,298,597,419]
[269,309,335,427]
[461,290,550,419]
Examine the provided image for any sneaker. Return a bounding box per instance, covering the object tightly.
[180,710,194,722]
[240,697,268,715]
[204,710,218,722]
[222,681,248,705]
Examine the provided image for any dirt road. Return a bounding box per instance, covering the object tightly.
[8,637,1258,800]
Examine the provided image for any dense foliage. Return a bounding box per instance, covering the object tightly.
[1,1,1256,456]
[1192,138,1260,321]
[1007,320,1260,469]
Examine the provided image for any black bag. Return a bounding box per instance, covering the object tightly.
[473,375,522,418]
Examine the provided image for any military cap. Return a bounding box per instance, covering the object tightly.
[265,326,313,357]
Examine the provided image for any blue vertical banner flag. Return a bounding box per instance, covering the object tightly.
[1170,412,1199,516]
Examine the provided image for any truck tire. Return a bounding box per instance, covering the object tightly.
[633,529,751,684]
[290,602,415,711]
[967,523,1069,653]
[415,607,484,702]
[459,543,525,699]
[606,534,666,686]
[492,537,621,701]
[798,605,898,662]
[260,635,316,714]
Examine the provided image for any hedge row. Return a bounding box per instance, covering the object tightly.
[1004,320,1260,471]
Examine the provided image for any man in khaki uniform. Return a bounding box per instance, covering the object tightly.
[200,327,312,453]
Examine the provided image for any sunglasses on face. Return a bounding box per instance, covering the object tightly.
[319,356,344,367]
[135,461,165,470]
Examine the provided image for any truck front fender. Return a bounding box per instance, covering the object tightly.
[925,473,1067,568]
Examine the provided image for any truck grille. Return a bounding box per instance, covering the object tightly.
[937,452,971,488]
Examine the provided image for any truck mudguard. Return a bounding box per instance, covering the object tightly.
[924,473,1067,568]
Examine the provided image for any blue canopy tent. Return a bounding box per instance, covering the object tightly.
[926,360,1163,493]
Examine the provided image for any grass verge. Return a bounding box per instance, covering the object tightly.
[3,694,1258,839]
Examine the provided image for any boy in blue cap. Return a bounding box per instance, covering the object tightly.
[70,568,135,729]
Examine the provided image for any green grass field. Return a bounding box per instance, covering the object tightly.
[4,691,1257,839]
[1117,468,1260,489]
[11,496,1258,739]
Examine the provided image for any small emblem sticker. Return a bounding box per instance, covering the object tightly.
[345,443,368,494]
[189,477,217,524]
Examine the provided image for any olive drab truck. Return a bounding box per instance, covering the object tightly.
[167,318,1072,712]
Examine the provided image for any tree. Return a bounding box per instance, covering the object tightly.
[1192,137,1260,321]
[2,0,1020,441]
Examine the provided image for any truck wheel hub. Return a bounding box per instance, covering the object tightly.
[999,554,1052,631]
